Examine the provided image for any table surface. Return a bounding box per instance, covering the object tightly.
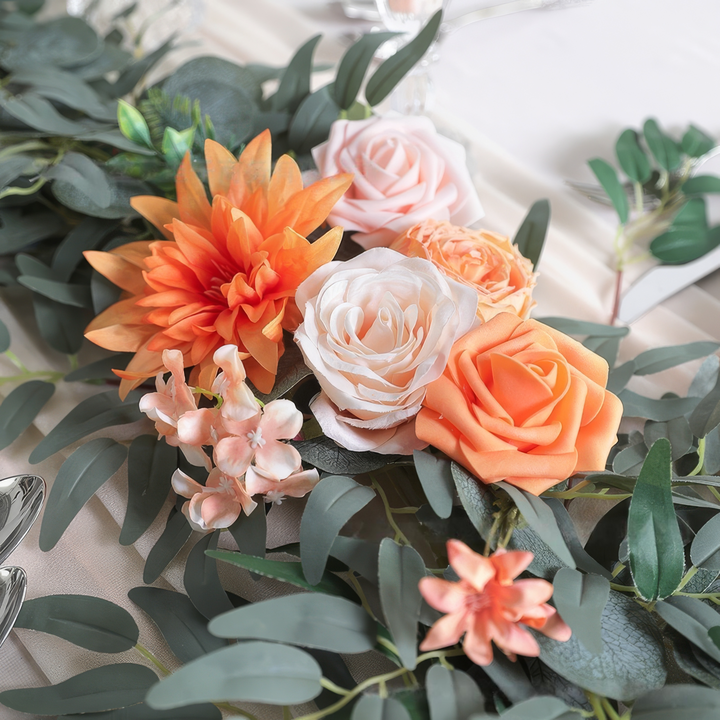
[1,1,719,718]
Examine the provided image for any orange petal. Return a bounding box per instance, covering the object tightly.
[244,357,275,395]
[205,139,237,197]
[176,152,212,229]
[85,297,147,333]
[109,241,154,268]
[267,154,303,217]
[130,196,179,240]
[227,129,271,208]
[85,324,156,352]
[84,251,146,294]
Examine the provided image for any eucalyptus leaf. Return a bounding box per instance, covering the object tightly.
[53,172,148,219]
[582,335,620,367]
[290,436,400,475]
[425,665,484,720]
[0,664,157,715]
[185,531,233,620]
[143,504,192,584]
[681,125,716,158]
[535,317,628,338]
[39,438,127,551]
[413,450,453,519]
[0,207,63,254]
[644,118,681,172]
[690,514,720,571]
[300,475,375,585]
[683,175,720,195]
[690,372,720,438]
[351,695,411,720]
[47,152,112,209]
[248,335,312,403]
[644,417,693,461]
[0,380,54,451]
[15,594,138,652]
[616,128,651,183]
[587,158,629,224]
[0,318,9,353]
[655,595,720,664]
[650,228,713,264]
[65,353,132,382]
[618,389,699,421]
[228,505,266,559]
[208,593,376,653]
[63,703,222,720]
[17,275,92,307]
[330,535,379,583]
[52,217,117,282]
[378,538,425,670]
[632,684,720,719]
[29,389,143,464]
[33,293,91,354]
[128,587,226,664]
[287,85,341,156]
[0,90,88,134]
[145,641,322,708]
[113,38,174,97]
[512,199,550,270]
[472,697,576,720]
[271,35,321,114]
[632,341,719,375]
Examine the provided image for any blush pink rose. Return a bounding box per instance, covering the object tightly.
[293,248,479,455]
[312,116,483,250]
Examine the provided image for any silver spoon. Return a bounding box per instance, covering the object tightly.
[0,567,26,649]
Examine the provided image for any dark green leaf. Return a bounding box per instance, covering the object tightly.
[334,31,398,109]
[0,318,9,353]
[612,441,647,475]
[512,199,550,270]
[682,125,715,158]
[627,439,684,601]
[208,549,358,601]
[413,450,453,519]
[496,482,576,568]
[185,531,233,620]
[33,293,91,355]
[91,268,123,315]
[644,118,681,171]
[378,538,425,670]
[0,90,88,134]
[588,158,629,224]
[113,38,175,97]
[272,35,321,114]
[0,664,157,714]
[330,535,379,582]
[72,43,132,82]
[425,665,483,720]
[47,152,112,209]
[15,594,138,652]
[582,335,620,367]
[208,593,375,653]
[633,684,720,719]
[607,361,635,395]
[351,695,411,720]
[616,129,651,183]
[53,173,149,219]
[690,371,720,438]
[633,341,719,375]
[671,633,720,691]
[0,207,63,254]
[656,596,720,664]
[300,475,375,585]
[365,10,442,106]
[52,217,117,282]
[290,436,400,474]
[143,504,193,584]
[481,653,535,703]
[128,586,226,664]
[644,417,693,461]
[287,85,341,155]
[683,175,720,195]
[30,390,143,464]
[472,696,576,720]
[145,641,322,708]
[0,380,54,451]
[618,389,699,421]
[18,275,92,307]
[536,317,629,338]
[535,589,667,701]
[552,569,609,655]
[63,703,221,719]
[705,426,720,475]
[120,435,176,545]
[0,153,35,187]
[690,514,720,571]
[65,353,132,382]
[710,628,720,652]
[228,505,266,558]
[39,438,127,551]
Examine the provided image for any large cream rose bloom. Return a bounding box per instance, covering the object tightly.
[293,248,479,455]
[312,116,484,250]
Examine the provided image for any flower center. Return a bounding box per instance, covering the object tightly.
[246,427,266,449]
[464,591,492,614]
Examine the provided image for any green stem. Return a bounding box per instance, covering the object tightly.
[610,583,637,593]
[215,702,259,719]
[389,506,420,514]
[633,181,644,215]
[415,648,466,665]
[4,350,26,372]
[347,572,377,622]
[687,437,705,476]
[709,487,720,504]
[0,140,50,161]
[320,678,350,696]
[483,512,502,556]
[676,591,720,599]
[0,370,65,385]
[675,565,698,593]
[371,477,411,546]
[68,354,79,372]
[134,643,171,676]
[586,691,607,720]
[601,697,622,720]
[0,176,46,199]
[283,706,292,720]
[543,480,592,499]
[192,386,224,407]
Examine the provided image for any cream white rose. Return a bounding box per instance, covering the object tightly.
[293,248,479,454]
[312,116,484,250]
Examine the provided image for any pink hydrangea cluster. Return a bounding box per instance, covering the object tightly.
[139,344,319,531]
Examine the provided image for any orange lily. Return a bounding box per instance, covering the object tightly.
[84,131,353,398]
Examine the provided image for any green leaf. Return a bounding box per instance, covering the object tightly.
[334,31,398,110]
[588,158,629,224]
[552,569,609,655]
[15,594,138,652]
[272,35,321,114]
[413,450,454,519]
[65,354,132,382]
[128,587,226,664]
[0,380,54,451]
[17,275,92,307]
[63,704,222,720]
[472,697,576,720]
[616,129,652,183]
[145,641,322,709]
[0,318,9,353]
[643,417,693,461]
[535,589,667,701]
[689,371,720,438]
[425,665,484,720]
[627,438,684,601]
[656,596,720,664]
[208,593,375,653]
[247,334,312,403]
[0,664,158,715]
[208,549,358,601]
[710,628,720,652]
[120,435,176,546]
[618,389,699,422]
[365,10,442,106]
[690,514,720,571]
[161,126,193,165]
[185,531,233,620]
[52,217,117,283]
[113,38,175,98]
[228,505,266,558]
[46,152,112,209]
[0,207,64,255]
[496,482,576,568]
[143,504,193,584]
[33,293,91,355]
[681,125,716,158]
[351,695,411,720]
[117,99,153,149]
[300,475,375,585]
[583,335,621,367]
[512,199,550,270]
[643,118,681,172]
[53,172,149,220]
[633,341,719,375]
[290,436,400,474]
[683,175,720,195]
[330,535,379,582]
[287,85,341,156]
[378,538,425,670]
[536,317,629,338]
[39,438,127,551]
[633,684,720,719]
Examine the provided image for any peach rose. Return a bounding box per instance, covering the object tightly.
[293,248,479,455]
[416,313,623,495]
[312,116,483,250]
[390,220,537,321]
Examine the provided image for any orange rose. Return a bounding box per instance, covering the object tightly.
[390,219,536,321]
[416,313,623,495]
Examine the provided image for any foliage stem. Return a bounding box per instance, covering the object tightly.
[610,268,623,326]
[347,572,378,622]
[687,437,705,476]
[215,702,259,719]
[586,691,607,720]
[675,565,699,592]
[601,697,622,720]
[0,370,65,385]
[134,643,171,676]
[4,350,27,372]
[371,477,411,546]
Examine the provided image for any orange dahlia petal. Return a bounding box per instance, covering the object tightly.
[227,129,271,208]
[84,251,146,295]
[130,197,179,240]
[205,139,237,197]
[267,154,303,217]
[85,296,147,333]
[176,153,212,229]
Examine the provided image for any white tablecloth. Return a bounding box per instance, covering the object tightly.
[1,1,719,718]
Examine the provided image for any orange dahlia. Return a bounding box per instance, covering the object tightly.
[84,131,353,398]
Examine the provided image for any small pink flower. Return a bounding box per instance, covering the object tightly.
[419,540,571,666]
[172,467,257,532]
[245,466,320,505]
[212,345,261,423]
